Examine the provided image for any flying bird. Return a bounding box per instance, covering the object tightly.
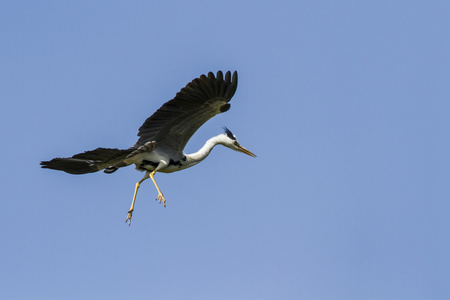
[41,71,256,225]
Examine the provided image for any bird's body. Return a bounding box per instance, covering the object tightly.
[41,71,255,225]
[132,138,207,173]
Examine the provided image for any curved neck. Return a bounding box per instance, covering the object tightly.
[184,135,223,166]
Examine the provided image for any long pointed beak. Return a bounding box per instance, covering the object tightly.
[238,146,256,158]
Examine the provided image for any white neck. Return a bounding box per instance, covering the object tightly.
[184,134,227,167]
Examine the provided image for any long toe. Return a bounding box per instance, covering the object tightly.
[125,210,133,226]
[156,193,166,207]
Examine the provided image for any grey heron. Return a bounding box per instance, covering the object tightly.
[41,70,256,225]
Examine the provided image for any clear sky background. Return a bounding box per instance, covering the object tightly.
[1,1,449,299]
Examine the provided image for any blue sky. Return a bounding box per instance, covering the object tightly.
[1,1,449,299]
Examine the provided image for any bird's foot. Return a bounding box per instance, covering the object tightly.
[156,192,166,207]
[125,209,133,226]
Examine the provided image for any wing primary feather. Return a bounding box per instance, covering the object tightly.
[203,73,216,97]
[225,71,231,83]
[217,71,224,83]
[197,76,213,98]
[224,71,238,99]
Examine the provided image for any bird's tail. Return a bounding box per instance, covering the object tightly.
[40,147,134,175]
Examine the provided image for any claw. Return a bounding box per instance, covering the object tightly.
[156,192,166,207]
[125,209,133,226]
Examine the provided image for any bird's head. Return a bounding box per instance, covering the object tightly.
[219,127,256,158]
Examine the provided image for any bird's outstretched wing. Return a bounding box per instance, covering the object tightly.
[135,70,238,152]
[40,147,134,174]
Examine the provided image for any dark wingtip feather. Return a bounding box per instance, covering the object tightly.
[216,70,224,82]
[40,158,98,174]
[223,70,238,100]
[225,71,231,83]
